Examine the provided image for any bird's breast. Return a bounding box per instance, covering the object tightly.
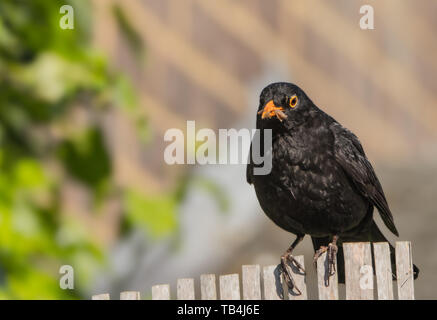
[252,134,368,236]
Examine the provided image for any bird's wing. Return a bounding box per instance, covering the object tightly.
[330,122,399,236]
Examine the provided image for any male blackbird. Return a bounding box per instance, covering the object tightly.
[247,82,419,293]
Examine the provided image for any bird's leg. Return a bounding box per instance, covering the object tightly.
[327,235,338,275]
[280,234,305,295]
[313,235,339,280]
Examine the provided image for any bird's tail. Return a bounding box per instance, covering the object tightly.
[311,222,419,284]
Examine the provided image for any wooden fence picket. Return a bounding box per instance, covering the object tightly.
[344,242,374,300]
[120,291,140,300]
[200,274,217,300]
[91,293,110,300]
[151,284,171,300]
[262,265,282,300]
[177,278,195,300]
[395,241,415,300]
[373,242,394,300]
[219,274,241,300]
[242,265,261,300]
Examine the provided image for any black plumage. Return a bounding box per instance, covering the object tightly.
[247,82,418,290]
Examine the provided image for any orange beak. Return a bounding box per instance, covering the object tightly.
[258,100,287,121]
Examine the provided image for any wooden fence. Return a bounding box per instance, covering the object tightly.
[92,241,415,300]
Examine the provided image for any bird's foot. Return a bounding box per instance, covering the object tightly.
[280,252,306,296]
[313,243,338,283]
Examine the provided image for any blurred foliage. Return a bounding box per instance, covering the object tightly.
[190,176,230,213]
[0,0,228,300]
[112,5,145,63]
[122,174,229,241]
[124,190,177,239]
[57,127,111,199]
[0,0,175,299]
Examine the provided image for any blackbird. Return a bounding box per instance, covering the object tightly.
[247,82,419,294]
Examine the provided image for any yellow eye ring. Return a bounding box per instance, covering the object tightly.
[289,95,298,108]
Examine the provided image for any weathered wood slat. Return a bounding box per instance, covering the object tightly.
[344,242,374,300]
[263,265,282,300]
[242,265,261,300]
[120,291,140,300]
[373,242,394,300]
[152,284,171,300]
[316,251,339,300]
[200,274,217,300]
[92,293,110,300]
[219,274,241,300]
[177,278,195,300]
[396,241,415,300]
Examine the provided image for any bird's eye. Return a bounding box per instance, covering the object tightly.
[289,95,298,108]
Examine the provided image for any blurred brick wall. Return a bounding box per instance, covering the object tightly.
[93,0,437,192]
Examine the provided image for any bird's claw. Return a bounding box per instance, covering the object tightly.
[313,243,338,285]
[280,254,305,296]
[287,254,306,275]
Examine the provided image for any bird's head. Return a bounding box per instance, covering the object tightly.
[257,82,313,129]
